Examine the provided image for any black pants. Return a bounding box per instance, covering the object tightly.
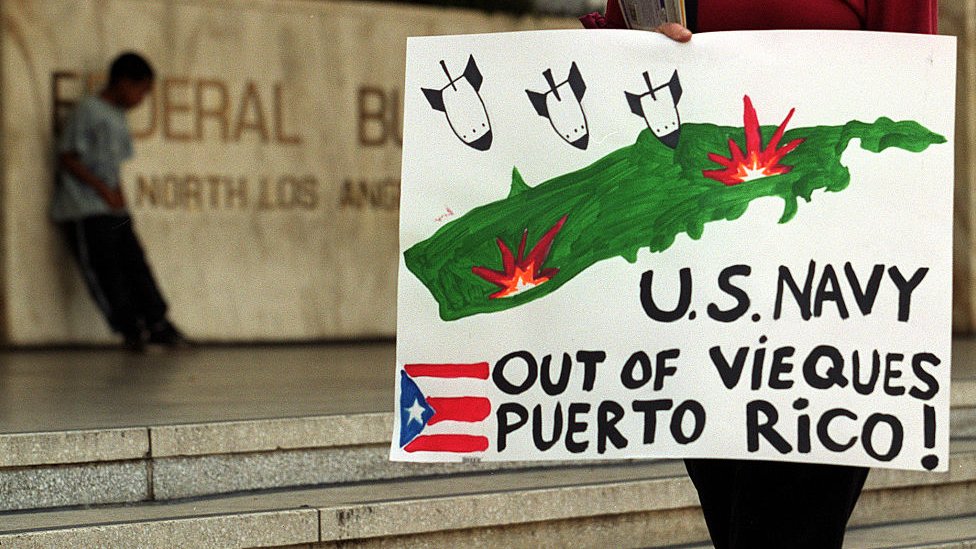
[61,215,168,339]
[684,458,869,549]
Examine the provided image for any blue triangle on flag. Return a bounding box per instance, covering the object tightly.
[399,370,435,447]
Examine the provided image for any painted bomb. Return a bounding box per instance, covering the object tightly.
[422,56,493,151]
[526,63,590,150]
[625,70,683,148]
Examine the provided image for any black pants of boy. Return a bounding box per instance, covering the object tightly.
[684,458,869,549]
[61,215,168,340]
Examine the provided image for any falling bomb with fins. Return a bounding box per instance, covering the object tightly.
[626,70,683,148]
[526,62,590,150]
[422,55,493,151]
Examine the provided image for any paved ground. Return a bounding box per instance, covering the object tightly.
[0,338,972,434]
[0,342,395,433]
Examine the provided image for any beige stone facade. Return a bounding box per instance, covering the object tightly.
[0,0,574,344]
[944,0,976,332]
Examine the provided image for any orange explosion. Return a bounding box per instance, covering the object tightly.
[472,215,567,299]
[703,95,804,186]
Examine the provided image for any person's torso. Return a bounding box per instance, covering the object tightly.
[67,95,134,187]
[694,0,864,32]
[51,95,134,221]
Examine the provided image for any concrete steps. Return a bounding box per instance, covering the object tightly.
[0,356,972,547]
[2,440,976,548]
[2,376,974,512]
[680,514,976,549]
[844,514,976,549]
[0,411,568,511]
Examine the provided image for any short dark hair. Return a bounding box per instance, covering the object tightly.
[108,52,154,84]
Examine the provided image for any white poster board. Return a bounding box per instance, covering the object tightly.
[393,29,956,472]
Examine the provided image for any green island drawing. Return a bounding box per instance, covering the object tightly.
[404,97,945,321]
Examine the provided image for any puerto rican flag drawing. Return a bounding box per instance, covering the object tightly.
[398,362,491,453]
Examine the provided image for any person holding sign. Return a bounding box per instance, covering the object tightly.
[582,1,936,37]
[580,2,938,548]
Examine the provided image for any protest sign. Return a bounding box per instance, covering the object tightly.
[392,30,956,472]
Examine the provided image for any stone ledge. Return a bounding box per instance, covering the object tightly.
[308,508,711,549]
[0,460,149,512]
[149,438,976,504]
[318,446,976,542]
[680,514,976,549]
[0,509,318,549]
[2,374,974,471]
[847,513,976,549]
[318,475,699,541]
[151,445,589,500]
[865,440,976,490]
[10,394,975,471]
[0,415,973,513]
[953,380,976,409]
[0,461,703,547]
[0,428,148,468]
[149,412,390,457]
[3,457,976,548]
[853,479,976,529]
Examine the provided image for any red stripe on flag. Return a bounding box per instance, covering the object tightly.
[426,397,490,425]
[404,362,489,379]
[404,434,489,453]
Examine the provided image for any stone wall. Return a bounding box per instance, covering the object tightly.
[944,0,976,333]
[0,0,575,344]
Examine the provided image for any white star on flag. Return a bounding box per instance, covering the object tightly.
[407,398,427,425]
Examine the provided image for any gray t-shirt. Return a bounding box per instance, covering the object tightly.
[50,95,133,221]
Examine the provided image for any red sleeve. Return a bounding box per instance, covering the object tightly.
[604,0,627,28]
[579,1,627,29]
[582,0,938,34]
[865,0,938,34]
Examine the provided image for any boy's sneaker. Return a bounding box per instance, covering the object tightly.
[123,332,147,353]
[147,321,191,349]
